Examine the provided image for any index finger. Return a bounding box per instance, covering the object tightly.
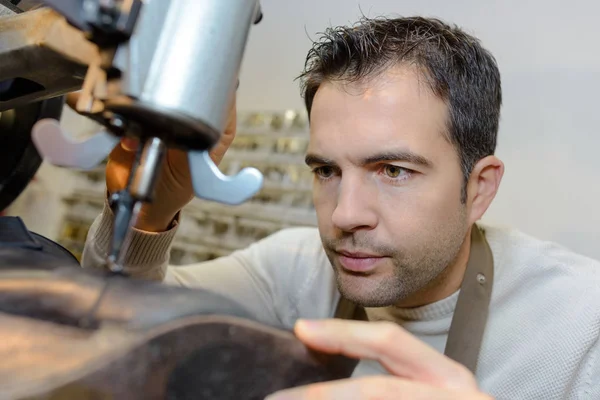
[294,319,477,390]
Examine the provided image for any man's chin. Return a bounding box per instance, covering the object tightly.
[335,269,398,307]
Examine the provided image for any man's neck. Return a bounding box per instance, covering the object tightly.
[394,226,473,309]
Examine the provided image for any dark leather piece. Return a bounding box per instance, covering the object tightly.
[0,268,105,328]
[0,314,356,400]
[0,217,80,272]
[0,217,358,399]
[0,265,256,330]
[0,270,357,399]
[93,272,255,330]
[0,216,254,331]
[0,217,79,263]
[29,231,80,263]
[0,216,42,249]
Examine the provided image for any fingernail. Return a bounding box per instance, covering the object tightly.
[296,319,322,331]
[121,138,138,151]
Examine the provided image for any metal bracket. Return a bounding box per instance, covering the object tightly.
[188,151,263,205]
[31,118,118,170]
[41,0,142,46]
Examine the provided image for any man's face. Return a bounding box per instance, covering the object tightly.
[307,67,470,307]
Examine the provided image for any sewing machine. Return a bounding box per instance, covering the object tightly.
[0,1,355,398]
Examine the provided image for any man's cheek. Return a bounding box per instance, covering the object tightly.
[414,181,460,218]
[312,183,330,206]
[314,193,337,228]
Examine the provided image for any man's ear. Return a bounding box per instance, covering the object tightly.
[466,156,504,224]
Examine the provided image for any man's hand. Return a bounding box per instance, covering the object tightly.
[66,92,238,232]
[266,319,492,400]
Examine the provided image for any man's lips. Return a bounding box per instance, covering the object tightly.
[337,250,381,258]
[336,250,386,273]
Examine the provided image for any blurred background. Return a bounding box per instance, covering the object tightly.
[5,0,600,262]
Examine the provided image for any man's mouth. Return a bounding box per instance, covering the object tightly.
[335,250,386,273]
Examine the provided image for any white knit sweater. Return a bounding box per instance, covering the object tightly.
[82,202,600,399]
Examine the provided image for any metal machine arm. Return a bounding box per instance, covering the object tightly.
[10,0,266,271]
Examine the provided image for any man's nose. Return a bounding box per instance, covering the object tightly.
[331,177,378,232]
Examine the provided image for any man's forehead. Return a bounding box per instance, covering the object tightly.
[308,66,450,162]
[313,65,436,102]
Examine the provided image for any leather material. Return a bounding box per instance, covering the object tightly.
[444,225,494,373]
[0,217,357,399]
[0,313,356,400]
[0,216,79,272]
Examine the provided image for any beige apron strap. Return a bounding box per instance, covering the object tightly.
[443,225,494,373]
[333,224,494,375]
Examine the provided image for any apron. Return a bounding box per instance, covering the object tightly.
[334,225,494,374]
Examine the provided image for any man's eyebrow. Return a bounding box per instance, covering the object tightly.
[304,150,433,168]
[305,154,336,166]
[362,151,433,168]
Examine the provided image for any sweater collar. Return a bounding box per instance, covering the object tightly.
[366,289,459,322]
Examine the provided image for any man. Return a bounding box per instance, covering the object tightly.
[81,16,600,399]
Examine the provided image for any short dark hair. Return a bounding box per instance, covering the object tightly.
[298,16,502,201]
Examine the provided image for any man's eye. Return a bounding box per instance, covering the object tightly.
[313,166,335,178]
[383,165,406,178]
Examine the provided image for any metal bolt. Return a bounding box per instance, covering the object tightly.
[477,273,486,284]
[111,115,125,129]
[108,192,120,209]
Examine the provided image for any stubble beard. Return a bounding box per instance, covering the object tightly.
[322,210,469,308]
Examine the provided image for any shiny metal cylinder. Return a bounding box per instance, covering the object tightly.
[130,137,166,201]
[113,0,260,138]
